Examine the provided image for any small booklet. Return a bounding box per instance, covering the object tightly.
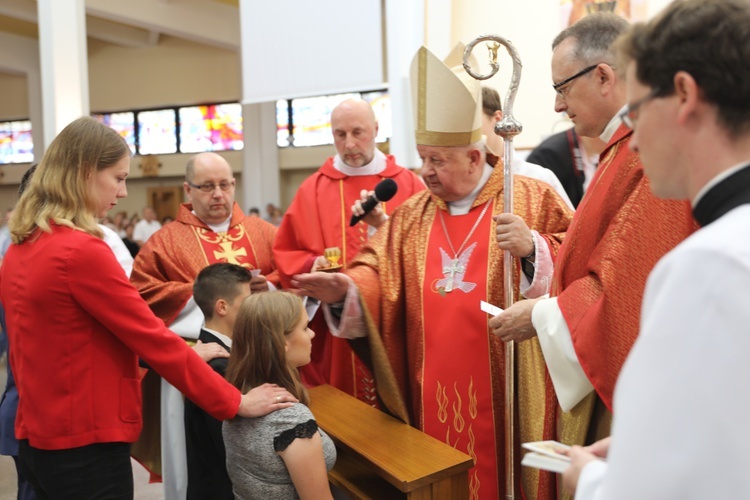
[521,440,571,474]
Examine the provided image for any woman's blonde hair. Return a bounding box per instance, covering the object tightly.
[10,116,130,243]
[225,292,309,405]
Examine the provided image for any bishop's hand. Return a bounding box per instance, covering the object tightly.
[291,272,349,304]
[494,213,534,257]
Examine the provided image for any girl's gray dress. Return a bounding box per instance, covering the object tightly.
[223,402,336,499]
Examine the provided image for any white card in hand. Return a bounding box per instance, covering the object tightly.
[250,269,261,278]
[480,300,503,316]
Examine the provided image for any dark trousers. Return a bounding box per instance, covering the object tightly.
[11,455,37,500]
[18,440,133,500]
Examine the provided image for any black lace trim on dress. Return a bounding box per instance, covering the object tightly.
[273,419,318,452]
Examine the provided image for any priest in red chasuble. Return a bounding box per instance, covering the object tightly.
[293,46,574,499]
[273,98,425,397]
[130,152,279,498]
[491,12,697,467]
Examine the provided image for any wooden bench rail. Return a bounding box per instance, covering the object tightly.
[309,384,473,499]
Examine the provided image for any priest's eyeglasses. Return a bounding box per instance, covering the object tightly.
[553,64,598,98]
[187,180,235,192]
[619,89,662,129]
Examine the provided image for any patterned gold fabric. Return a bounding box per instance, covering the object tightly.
[131,202,279,324]
[347,165,574,498]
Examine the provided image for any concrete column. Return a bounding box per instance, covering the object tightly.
[37,0,89,147]
[385,0,426,169]
[240,101,280,213]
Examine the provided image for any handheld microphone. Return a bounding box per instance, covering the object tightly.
[349,178,398,226]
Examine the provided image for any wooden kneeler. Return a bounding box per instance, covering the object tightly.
[309,384,473,499]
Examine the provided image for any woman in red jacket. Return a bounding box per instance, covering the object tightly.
[0,117,296,499]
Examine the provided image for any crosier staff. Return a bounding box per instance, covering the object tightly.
[463,35,523,500]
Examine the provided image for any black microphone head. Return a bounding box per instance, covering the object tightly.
[374,178,398,202]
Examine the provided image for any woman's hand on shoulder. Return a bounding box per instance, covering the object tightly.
[192,340,229,362]
[238,383,297,418]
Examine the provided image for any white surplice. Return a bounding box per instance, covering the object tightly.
[577,203,750,498]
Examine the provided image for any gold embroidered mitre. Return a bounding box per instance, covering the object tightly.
[410,44,482,147]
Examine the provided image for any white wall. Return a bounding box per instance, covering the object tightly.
[88,36,241,111]
[0,73,29,120]
[449,0,568,148]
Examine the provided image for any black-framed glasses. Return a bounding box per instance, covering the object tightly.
[186,179,235,192]
[618,89,662,129]
[553,64,598,97]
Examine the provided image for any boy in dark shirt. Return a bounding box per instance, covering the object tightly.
[185,263,252,500]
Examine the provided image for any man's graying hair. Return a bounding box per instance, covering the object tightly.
[552,13,629,66]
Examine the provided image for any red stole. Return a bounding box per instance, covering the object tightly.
[190,223,261,269]
[421,201,498,500]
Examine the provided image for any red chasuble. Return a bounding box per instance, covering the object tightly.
[552,125,696,413]
[346,165,574,499]
[132,202,279,325]
[273,155,424,395]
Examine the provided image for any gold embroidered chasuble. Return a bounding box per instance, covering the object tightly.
[131,202,279,325]
[346,165,574,499]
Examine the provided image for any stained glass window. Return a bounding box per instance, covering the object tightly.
[92,112,136,154]
[179,103,243,153]
[361,90,391,143]
[290,92,359,147]
[276,100,291,147]
[0,120,33,164]
[137,109,177,155]
[278,90,391,148]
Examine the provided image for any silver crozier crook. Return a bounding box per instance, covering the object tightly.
[463,35,522,500]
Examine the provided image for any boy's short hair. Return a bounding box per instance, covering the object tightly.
[193,263,252,320]
[482,87,502,117]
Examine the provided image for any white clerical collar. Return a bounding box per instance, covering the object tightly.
[202,327,233,349]
[692,161,750,207]
[446,163,494,215]
[599,106,626,144]
[192,211,231,233]
[333,149,386,176]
